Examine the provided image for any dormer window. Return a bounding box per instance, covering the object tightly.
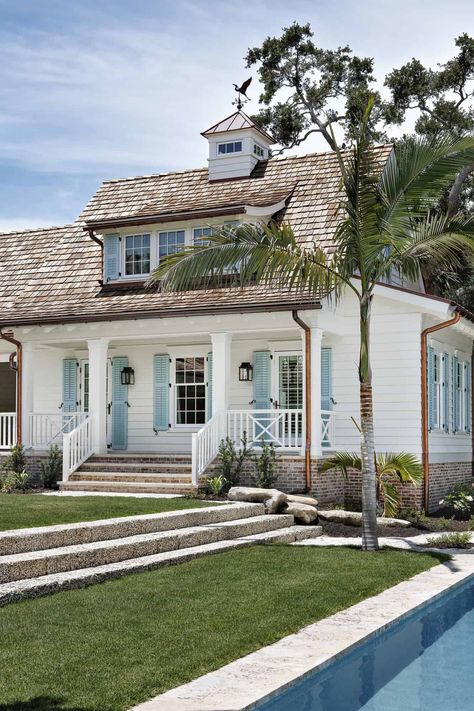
[254,143,264,158]
[217,141,243,155]
[124,234,150,276]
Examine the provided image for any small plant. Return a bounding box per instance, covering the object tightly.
[217,432,252,492]
[40,445,62,489]
[439,483,473,521]
[425,531,472,549]
[13,470,30,492]
[252,442,277,488]
[2,443,27,475]
[205,475,227,497]
[1,472,17,494]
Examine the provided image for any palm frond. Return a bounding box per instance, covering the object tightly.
[379,481,400,518]
[376,451,423,485]
[319,452,362,479]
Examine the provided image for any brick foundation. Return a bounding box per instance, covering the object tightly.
[428,461,472,512]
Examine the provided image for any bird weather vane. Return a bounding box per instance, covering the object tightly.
[232,77,252,110]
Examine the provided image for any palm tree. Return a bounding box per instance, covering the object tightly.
[319,451,423,518]
[153,99,474,551]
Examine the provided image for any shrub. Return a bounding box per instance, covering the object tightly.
[425,531,472,549]
[0,470,30,493]
[217,432,252,491]
[252,442,277,488]
[1,472,17,494]
[2,444,27,475]
[205,475,227,497]
[40,445,63,489]
[439,482,474,521]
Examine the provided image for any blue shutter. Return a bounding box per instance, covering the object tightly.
[63,358,78,413]
[321,348,333,412]
[442,353,449,432]
[111,357,128,450]
[464,362,471,433]
[153,355,170,431]
[428,346,436,431]
[104,234,120,282]
[452,355,459,433]
[207,352,213,420]
[253,351,271,408]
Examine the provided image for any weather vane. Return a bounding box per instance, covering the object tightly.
[232,77,252,110]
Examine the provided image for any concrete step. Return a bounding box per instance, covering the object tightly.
[59,480,197,495]
[0,526,323,606]
[0,514,295,583]
[69,472,193,484]
[0,502,263,555]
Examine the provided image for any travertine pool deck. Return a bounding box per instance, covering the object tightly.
[131,548,474,711]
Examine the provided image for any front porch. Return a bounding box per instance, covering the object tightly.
[0,312,343,489]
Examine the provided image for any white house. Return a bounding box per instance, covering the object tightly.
[0,110,472,511]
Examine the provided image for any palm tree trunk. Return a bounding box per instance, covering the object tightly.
[359,296,379,551]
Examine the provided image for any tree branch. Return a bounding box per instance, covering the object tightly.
[447,163,474,217]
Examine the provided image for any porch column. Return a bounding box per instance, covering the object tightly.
[211,332,232,416]
[87,338,109,455]
[310,327,323,457]
[21,343,35,448]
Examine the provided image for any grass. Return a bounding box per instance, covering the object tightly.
[0,494,214,531]
[0,545,444,711]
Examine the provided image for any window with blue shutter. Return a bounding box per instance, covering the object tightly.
[464,361,471,433]
[452,355,460,433]
[321,347,333,447]
[207,352,213,419]
[428,346,436,431]
[111,357,128,450]
[104,234,120,282]
[153,355,170,431]
[442,353,449,432]
[62,358,78,413]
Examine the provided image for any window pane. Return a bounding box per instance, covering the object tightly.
[174,357,207,426]
[218,144,226,154]
[235,141,242,152]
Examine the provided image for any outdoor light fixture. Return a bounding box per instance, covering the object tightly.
[121,366,135,386]
[238,362,253,382]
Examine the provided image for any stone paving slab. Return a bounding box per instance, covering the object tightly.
[0,526,321,606]
[130,553,474,711]
[42,491,184,499]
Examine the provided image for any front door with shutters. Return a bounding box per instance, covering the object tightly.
[111,357,129,450]
[273,352,303,444]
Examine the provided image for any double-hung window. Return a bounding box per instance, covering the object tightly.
[158,230,185,262]
[175,357,206,426]
[254,143,264,158]
[193,226,213,246]
[124,234,150,276]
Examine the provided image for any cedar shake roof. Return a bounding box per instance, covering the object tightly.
[201,110,275,143]
[0,224,319,326]
[0,145,393,326]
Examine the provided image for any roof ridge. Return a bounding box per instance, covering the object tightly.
[100,143,393,186]
[0,223,74,237]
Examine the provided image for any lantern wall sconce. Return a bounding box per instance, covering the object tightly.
[121,366,135,386]
[238,362,253,382]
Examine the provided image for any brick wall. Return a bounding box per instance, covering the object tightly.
[428,462,472,512]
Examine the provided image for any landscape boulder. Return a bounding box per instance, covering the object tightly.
[280,502,318,524]
[227,487,286,514]
[286,494,318,509]
[318,510,411,527]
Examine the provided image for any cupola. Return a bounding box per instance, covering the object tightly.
[202,111,274,182]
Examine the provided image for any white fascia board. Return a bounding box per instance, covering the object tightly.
[244,195,289,218]
[372,282,452,318]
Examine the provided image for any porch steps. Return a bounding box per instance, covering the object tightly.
[0,502,322,604]
[60,453,198,495]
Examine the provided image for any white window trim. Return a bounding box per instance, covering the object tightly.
[169,350,208,430]
[217,140,243,156]
[429,340,471,436]
[121,233,151,280]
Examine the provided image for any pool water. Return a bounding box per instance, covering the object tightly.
[257,577,474,711]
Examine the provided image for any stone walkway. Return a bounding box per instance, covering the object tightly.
[296,531,474,553]
[131,540,474,711]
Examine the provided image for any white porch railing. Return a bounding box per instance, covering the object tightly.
[0,413,16,450]
[191,409,337,485]
[62,414,95,482]
[29,412,89,449]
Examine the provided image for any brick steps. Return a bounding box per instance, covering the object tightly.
[69,472,193,484]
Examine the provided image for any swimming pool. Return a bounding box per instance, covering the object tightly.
[256,576,474,711]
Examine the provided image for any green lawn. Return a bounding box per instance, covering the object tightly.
[0,545,444,711]
[0,495,214,531]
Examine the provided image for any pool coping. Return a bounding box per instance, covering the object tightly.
[130,552,474,711]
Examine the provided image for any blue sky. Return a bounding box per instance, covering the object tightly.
[0,0,472,231]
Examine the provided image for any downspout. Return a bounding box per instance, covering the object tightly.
[292,310,312,492]
[421,310,461,512]
[87,228,104,285]
[0,328,22,446]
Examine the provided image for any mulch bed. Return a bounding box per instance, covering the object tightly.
[319,520,423,538]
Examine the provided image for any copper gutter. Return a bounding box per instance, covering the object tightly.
[87,228,103,249]
[421,311,461,512]
[0,328,22,445]
[292,310,312,492]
